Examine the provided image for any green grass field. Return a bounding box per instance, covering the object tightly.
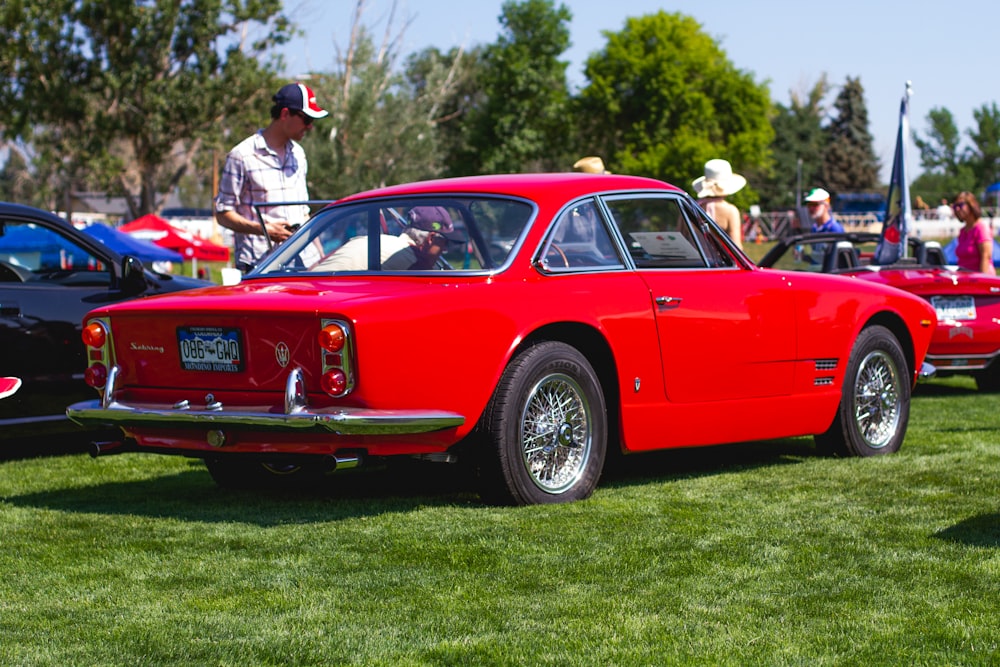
[1,376,997,665]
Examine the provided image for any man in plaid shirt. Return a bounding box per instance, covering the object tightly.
[215,82,328,272]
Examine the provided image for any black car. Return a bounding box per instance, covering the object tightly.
[0,202,211,446]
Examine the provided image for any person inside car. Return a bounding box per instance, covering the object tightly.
[310,206,463,271]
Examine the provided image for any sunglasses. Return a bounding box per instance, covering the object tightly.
[428,231,451,247]
[952,202,967,210]
[290,110,313,126]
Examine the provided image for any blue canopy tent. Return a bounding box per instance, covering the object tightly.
[0,223,92,268]
[82,223,184,264]
[987,182,1000,215]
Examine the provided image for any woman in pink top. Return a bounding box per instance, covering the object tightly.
[952,191,996,275]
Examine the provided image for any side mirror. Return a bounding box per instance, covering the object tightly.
[120,255,147,296]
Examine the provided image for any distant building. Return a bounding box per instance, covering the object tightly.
[66,191,187,220]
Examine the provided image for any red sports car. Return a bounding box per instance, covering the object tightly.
[759,232,1000,391]
[68,174,936,505]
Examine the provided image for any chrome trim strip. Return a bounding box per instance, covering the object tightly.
[285,367,307,414]
[67,399,464,435]
[102,364,119,408]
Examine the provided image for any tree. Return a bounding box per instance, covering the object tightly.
[406,45,486,180]
[820,76,880,196]
[0,145,35,204]
[967,102,1000,193]
[754,77,829,209]
[460,0,573,175]
[576,11,773,202]
[914,107,964,174]
[910,107,975,204]
[300,0,475,198]
[0,0,292,217]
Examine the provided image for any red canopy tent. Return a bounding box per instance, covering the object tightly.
[119,215,229,275]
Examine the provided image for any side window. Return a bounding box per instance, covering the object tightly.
[0,220,109,284]
[683,202,736,268]
[603,197,708,269]
[543,200,624,270]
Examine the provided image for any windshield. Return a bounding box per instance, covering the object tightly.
[254,197,535,275]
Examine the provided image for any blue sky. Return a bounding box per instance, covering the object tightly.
[279,0,999,182]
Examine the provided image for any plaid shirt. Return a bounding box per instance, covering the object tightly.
[215,130,311,268]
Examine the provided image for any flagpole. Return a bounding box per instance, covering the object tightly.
[901,81,912,259]
[874,82,913,265]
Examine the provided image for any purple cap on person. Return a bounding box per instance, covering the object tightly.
[407,206,463,240]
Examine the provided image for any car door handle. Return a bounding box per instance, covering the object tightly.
[0,303,20,317]
[655,296,682,307]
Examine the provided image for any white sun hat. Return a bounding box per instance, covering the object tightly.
[692,158,747,197]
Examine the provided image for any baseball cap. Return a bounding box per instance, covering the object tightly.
[273,82,329,119]
[804,187,831,203]
[407,206,464,241]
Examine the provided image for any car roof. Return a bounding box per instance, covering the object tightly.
[334,173,684,205]
[0,201,80,230]
[0,201,125,262]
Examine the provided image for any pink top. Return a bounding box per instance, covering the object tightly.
[955,219,995,273]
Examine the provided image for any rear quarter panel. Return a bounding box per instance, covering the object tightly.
[86,271,665,446]
[333,271,663,432]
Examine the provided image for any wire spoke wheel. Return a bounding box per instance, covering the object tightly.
[520,372,592,493]
[816,325,910,458]
[853,349,902,448]
[478,341,607,505]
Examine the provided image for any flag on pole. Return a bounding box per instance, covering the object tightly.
[874,82,913,265]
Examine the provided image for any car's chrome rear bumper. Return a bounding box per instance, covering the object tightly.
[66,366,464,435]
[924,350,1000,372]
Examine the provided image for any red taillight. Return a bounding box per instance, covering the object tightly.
[318,323,346,352]
[82,321,107,348]
[319,319,353,397]
[321,369,347,396]
[85,363,108,388]
[81,318,112,393]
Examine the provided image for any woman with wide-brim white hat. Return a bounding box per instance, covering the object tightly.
[692,158,747,249]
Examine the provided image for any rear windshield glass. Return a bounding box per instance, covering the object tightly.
[255,197,534,275]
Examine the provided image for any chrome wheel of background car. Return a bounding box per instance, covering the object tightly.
[519,372,591,494]
[478,341,607,505]
[815,325,909,458]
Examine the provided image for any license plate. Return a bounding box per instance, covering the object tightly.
[177,326,244,372]
[931,296,976,321]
